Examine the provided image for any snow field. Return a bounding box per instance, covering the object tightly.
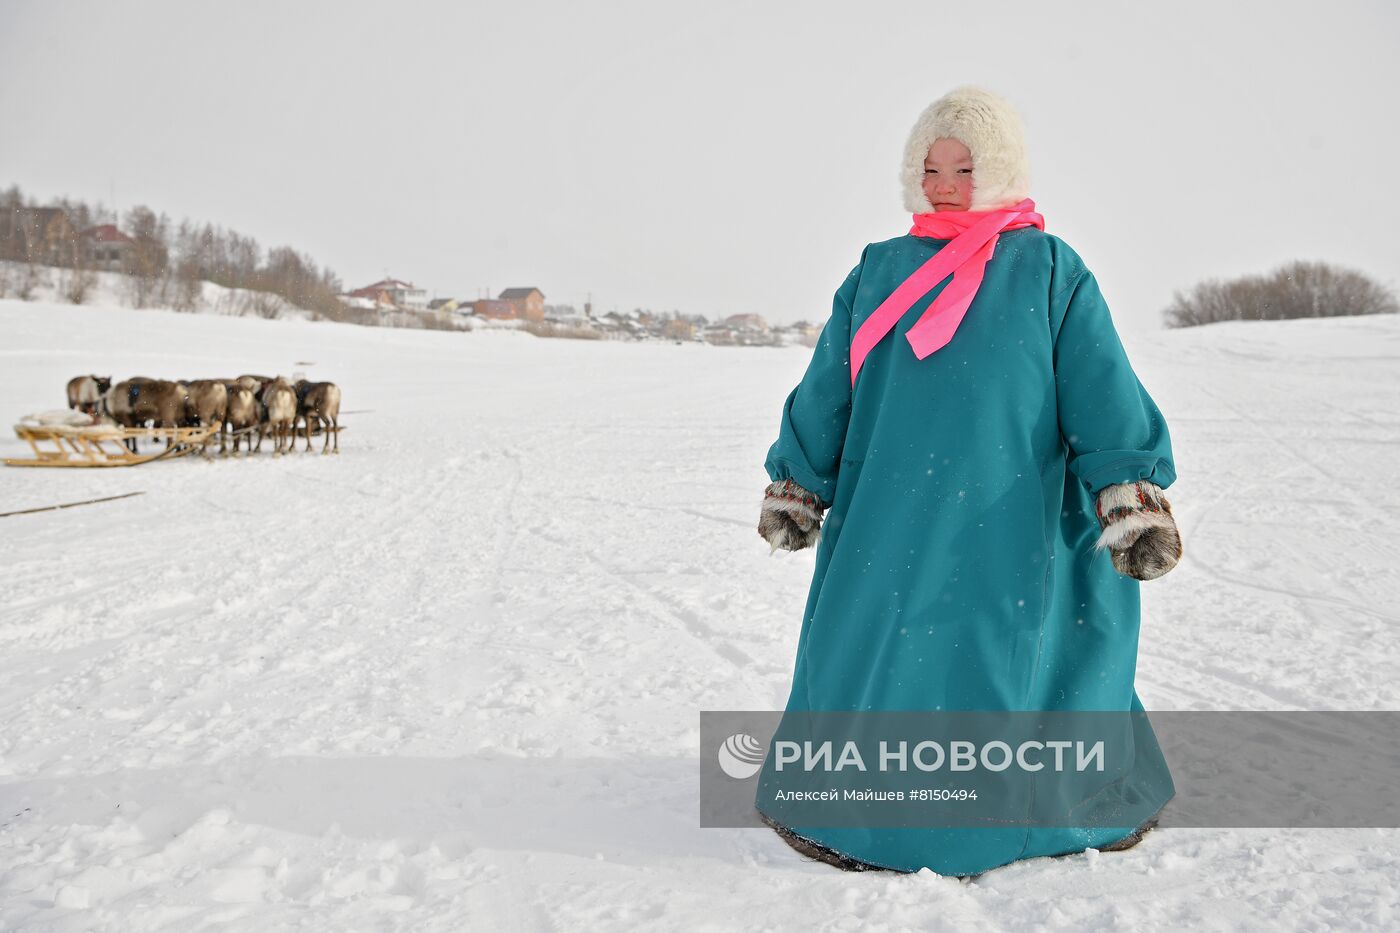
[1,299,1397,931]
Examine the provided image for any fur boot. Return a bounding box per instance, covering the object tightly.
[1097,816,1161,852]
[758,812,897,872]
[1093,481,1183,581]
[758,478,825,553]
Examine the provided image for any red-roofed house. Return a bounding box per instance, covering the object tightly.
[348,277,427,309]
[80,225,134,271]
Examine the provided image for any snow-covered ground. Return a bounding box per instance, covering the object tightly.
[1,298,1397,931]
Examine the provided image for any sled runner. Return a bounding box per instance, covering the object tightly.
[4,414,223,468]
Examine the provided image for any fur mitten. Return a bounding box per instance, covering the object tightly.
[758,478,825,552]
[1093,480,1183,581]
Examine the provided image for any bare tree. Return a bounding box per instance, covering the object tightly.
[249,290,284,319]
[15,260,48,300]
[171,259,203,311]
[59,256,98,304]
[0,185,25,265]
[123,205,170,308]
[169,219,205,311]
[1165,260,1399,327]
[16,227,49,299]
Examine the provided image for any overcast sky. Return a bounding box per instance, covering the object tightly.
[3,0,1397,327]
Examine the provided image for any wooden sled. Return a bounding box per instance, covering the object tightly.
[4,421,223,468]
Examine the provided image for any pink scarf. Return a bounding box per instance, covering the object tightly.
[849,197,1044,386]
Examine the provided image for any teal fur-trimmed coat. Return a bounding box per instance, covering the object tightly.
[754,226,1177,875]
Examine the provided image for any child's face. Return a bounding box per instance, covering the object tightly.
[922,137,975,212]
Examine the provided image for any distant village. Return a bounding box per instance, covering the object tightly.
[1,193,821,349]
[342,278,820,348]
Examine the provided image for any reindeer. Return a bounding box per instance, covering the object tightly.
[291,380,342,454]
[101,380,145,451]
[99,384,133,450]
[248,385,272,453]
[223,384,261,456]
[66,375,112,415]
[234,375,274,450]
[183,380,229,456]
[104,379,185,452]
[260,377,297,456]
[133,380,188,451]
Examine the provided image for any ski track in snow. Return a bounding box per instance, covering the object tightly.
[0,300,1397,931]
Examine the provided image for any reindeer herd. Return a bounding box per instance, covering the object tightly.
[65,374,342,457]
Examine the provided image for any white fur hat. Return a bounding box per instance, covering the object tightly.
[900,85,1032,214]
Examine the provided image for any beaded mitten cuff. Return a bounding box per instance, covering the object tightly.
[1093,480,1183,581]
[758,478,825,552]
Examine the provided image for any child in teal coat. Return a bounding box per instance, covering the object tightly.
[754,86,1184,876]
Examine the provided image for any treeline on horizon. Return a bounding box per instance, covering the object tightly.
[6,183,1396,332]
[0,184,360,322]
